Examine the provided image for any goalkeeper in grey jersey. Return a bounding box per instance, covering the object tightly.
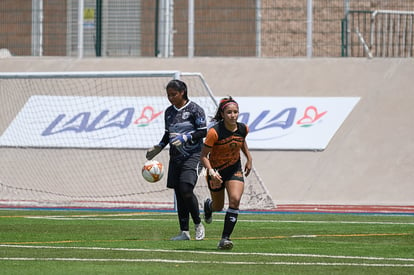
[146,79,207,241]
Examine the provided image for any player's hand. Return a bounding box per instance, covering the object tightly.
[208,169,223,189]
[244,161,252,176]
[171,134,192,147]
[146,144,163,160]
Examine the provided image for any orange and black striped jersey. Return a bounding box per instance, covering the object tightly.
[203,121,248,171]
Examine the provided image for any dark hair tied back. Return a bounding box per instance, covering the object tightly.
[212,96,238,121]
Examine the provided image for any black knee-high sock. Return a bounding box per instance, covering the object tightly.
[179,182,201,225]
[222,207,239,239]
[186,193,201,225]
[175,183,201,230]
[175,190,189,231]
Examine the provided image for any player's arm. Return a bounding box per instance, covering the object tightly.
[201,129,222,186]
[241,140,252,176]
[200,144,223,187]
[190,128,207,141]
[146,131,169,160]
[200,145,213,172]
[200,128,215,171]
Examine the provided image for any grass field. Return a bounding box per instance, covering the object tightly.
[0,208,413,274]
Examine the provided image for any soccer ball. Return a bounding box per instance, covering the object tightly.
[142,160,164,183]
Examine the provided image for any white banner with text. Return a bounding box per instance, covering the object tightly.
[0,96,359,150]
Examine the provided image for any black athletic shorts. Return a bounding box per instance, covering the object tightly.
[207,159,244,192]
[167,153,202,189]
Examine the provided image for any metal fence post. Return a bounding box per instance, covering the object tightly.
[31,0,43,56]
[77,0,84,59]
[306,0,313,58]
[188,0,194,58]
[95,0,102,57]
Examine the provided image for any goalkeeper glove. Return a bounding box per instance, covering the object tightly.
[146,144,163,160]
[171,133,192,147]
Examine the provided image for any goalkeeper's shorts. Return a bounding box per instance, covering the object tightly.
[167,153,201,189]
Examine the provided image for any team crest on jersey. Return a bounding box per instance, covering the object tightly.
[182,111,190,120]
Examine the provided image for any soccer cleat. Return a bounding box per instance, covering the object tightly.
[217,237,233,250]
[203,198,213,224]
[170,231,190,241]
[195,223,205,240]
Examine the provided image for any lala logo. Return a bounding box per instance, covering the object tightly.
[238,105,327,141]
[296,106,327,127]
[41,104,326,138]
[134,106,163,127]
[42,105,163,136]
[239,105,327,134]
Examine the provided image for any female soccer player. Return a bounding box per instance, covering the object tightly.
[146,79,206,241]
[200,96,252,249]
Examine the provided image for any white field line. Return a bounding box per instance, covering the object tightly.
[242,220,414,226]
[6,215,412,267]
[26,216,414,226]
[1,244,414,263]
[1,257,414,267]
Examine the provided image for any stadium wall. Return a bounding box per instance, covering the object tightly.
[1,57,413,206]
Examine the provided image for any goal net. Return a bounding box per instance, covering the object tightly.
[0,71,275,210]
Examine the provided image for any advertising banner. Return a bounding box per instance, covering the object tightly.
[0,96,359,150]
[235,97,359,150]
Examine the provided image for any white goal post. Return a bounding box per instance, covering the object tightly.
[0,71,275,210]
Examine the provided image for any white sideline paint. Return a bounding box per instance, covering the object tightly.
[26,216,414,226]
[1,257,414,267]
[1,244,413,263]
